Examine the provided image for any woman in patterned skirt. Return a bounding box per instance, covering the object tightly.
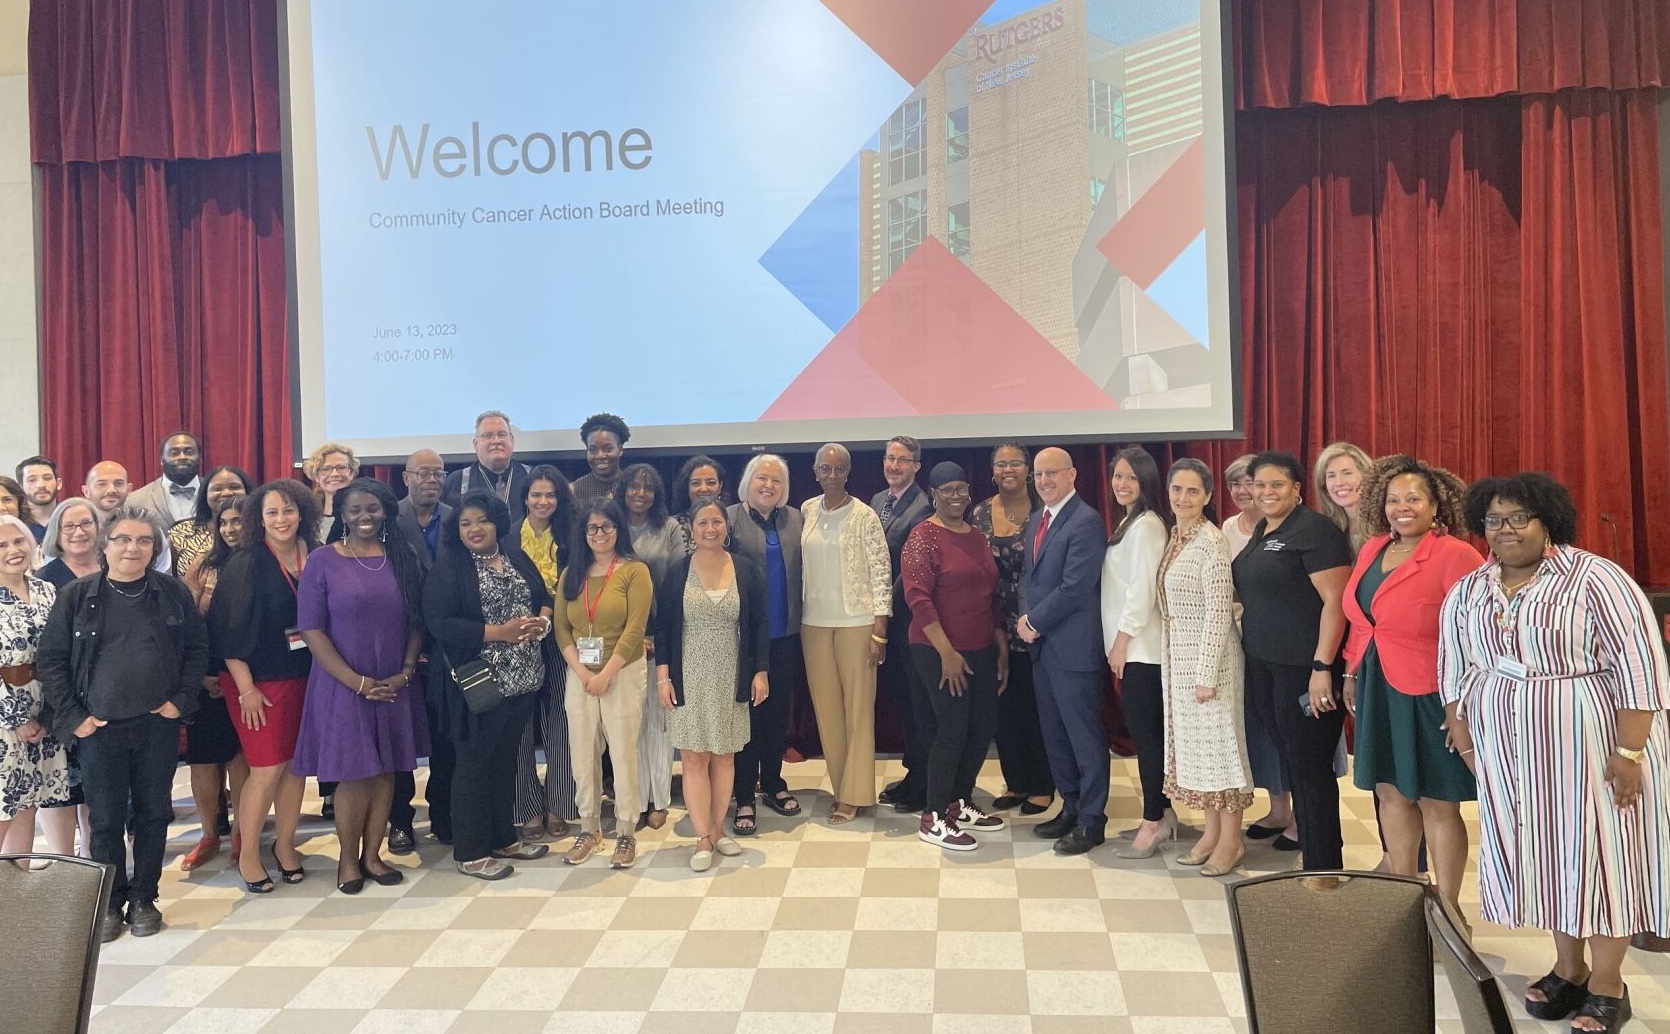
[654,497,768,871]
[0,514,70,850]
[1440,473,1669,1034]
[1156,460,1251,878]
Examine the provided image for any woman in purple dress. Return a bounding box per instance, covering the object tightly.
[294,479,428,894]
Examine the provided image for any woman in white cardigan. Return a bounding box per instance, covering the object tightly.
[801,443,892,824]
[1100,446,1172,858]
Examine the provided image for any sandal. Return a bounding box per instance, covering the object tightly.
[1526,969,1591,1021]
[1572,987,1630,1032]
[731,804,758,837]
[760,791,801,816]
[829,803,859,825]
[271,843,306,885]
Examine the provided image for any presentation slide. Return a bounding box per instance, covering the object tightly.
[284,0,1237,460]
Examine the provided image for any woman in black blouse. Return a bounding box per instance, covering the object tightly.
[1230,451,1353,870]
[423,491,556,880]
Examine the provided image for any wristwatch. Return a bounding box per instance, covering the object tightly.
[1615,744,1646,764]
[1310,659,1332,672]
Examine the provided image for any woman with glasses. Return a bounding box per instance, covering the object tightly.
[1231,451,1353,870]
[622,463,683,830]
[571,413,630,505]
[904,463,1006,851]
[726,455,805,834]
[801,443,891,825]
[1440,474,1668,1032]
[555,500,653,868]
[510,465,578,844]
[168,466,254,577]
[303,444,359,543]
[968,443,1053,815]
[33,498,102,855]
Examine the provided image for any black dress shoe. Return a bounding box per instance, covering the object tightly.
[878,783,925,813]
[99,909,126,943]
[127,900,163,938]
[1273,834,1301,852]
[991,794,1025,812]
[1018,795,1054,816]
[387,827,416,855]
[1036,811,1077,839]
[1053,826,1106,856]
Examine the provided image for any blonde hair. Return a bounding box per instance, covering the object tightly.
[303,443,360,485]
[1312,442,1372,548]
[1224,452,1256,485]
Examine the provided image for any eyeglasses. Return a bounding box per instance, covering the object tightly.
[62,519,96,534]
[109,534,155,549]
[317,464,353,476]
[405,469,445,481]
[934,486,970,498]
[585,523,617,536]
[1033,468,1072,479]
[993,460,1028,470]
[477,431,512,442]
[814,465,851,477]
[1483,512,1537,531]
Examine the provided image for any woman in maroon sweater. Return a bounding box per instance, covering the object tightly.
[902,462,1009,851]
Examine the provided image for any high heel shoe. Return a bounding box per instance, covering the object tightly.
[1200,845,1245,877]
[271,843,306,885]
[1115,814,1177,859]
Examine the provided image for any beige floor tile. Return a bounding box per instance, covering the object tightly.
[1196,933,1238,973]
[111,965,239,1008]
[1110,932,1211,973]
[704,865,792,897]
[1031,1017,1134,1034]
[290,898,392,930]
[936,930,1027,970]
[757,929,852,969]
[257,1008,369,1033]
[93,964,157,1006]
[860,866,942,897]
[933,969,1033,1014]
[838,968,936,1013]
[690,895,781,930]
[1018,931,1116,972]
[196,966,319,1009]
[853,896,937,931]
[734,1012,836,1034]
[610,896,702,930]
[866,839,944,869]
[559,965,666,1010]
[794,841,874,868]
[939,897,1022,932]
[446,895,549,930]
[1101,899,1195,933]
[374,967,491,1010]
[412,929,523,968]
[671,929,769,967]
[831,1014,933,1034]
[464,965,580,1010]
[931,1014,1034,1033]
[783,865,867,896]
[350,1009,463,1034]
[773,896,862,930]
[583,929,684,968]
[938,867,1019,898]
[1128,1019,1240,1034]
[365,895,475,931]
[244,929,361,968]
[288,966,407,1009]
[527,894,624,930]
[1019,898,1110,933]
[1016,869,1100,899]
[535,1012,647,1034]
[637,1013,744,1034]
[163,1006,281,1033]
[847,930,938,969]
[745,966,846,1012]
[651,966,757,1011]
[1118,971,1231,1017]
[1026,969,1127,1016]
[332,929,442,967]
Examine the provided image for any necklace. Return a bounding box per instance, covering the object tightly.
[1500,566,1539,598]
[342,537,388,572]
[997,494,1029,529]
[474,547,502,564]
[108,575,145,598]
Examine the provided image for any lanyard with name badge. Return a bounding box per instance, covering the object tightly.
[1492,574,1535,682]
[268,542,310,652]
[577,558,619,668]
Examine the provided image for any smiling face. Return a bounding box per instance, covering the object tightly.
[84,462,130,514]
[623,474,656,518]
[991,446,1028,495]
[586,430,623,479]
[583,510,618,560]
[1325,455,1365,512]
[458,505,499,555]
[315,452,354,495]
[205,469,246,510]
[931,481,971,522]
[1032,448,1076,508]
[814,446,850,497]
[261,490,299,547]
[1228,470,1255,514]
[474,417,514,472]
[1169,468,1210,524]
[748,461,786,512]
[1384,473,1436,540]
[216,506,243,549]
[526,477,560,524]
[882,442,920,493]
[1484,496,1546,570]
[56,504,97,559]
[689,502,729,553]
[1109,458,1141,510]
[686,465,721,506]
[1251,464,1301,522]
[340,489,386,544]
[0,524,33,579]
[104,518,156,580]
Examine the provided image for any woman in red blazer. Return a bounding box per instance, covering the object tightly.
[1342,455,1482,916]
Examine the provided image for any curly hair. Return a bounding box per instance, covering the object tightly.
[1463,472,1579,545]
[580,412,630,447]
[1358,455,1468,537]
[303,442,359,484]
[245,479,323,554]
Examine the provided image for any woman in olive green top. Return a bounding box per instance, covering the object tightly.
[554,499,654,869]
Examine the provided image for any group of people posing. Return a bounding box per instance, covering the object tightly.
[0,414,1663,1033]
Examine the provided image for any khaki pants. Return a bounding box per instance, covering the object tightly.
[802,624,878,807]
[565,657,646,835]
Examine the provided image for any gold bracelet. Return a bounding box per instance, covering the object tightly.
[871,634,888,645]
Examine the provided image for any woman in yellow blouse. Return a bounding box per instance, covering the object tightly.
[554,499,653,869]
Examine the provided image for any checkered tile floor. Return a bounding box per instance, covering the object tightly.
[50,758,1670,1033]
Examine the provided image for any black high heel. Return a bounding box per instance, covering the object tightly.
[242,871,275,894]
[1524,969,1589,1021]
[1571,987,1630,1032]
[271,843,306,885]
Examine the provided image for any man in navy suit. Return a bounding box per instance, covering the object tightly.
[1018,447,1107,855]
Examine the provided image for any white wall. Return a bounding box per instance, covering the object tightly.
[0,0,38,465]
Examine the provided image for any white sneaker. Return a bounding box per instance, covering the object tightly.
[955,798,1007,831]
[918,811,977,852]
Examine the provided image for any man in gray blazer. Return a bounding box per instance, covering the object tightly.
[398,448,452,571]
[871,435,935,813]
[392,448,454,852]
[127,433,201,526]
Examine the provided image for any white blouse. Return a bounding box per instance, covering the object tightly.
[1100,509,1166,664]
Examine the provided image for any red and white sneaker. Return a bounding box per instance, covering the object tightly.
[954,799,1007,832]
[918,810,978,852]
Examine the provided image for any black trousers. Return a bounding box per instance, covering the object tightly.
[451,692,538,863]
[735,634,798,806]
[1245,657,1345,869]
[911,645,1000,812]
[80,713,179,907]
[391,730,455,835]
[1120,661,1171,822]
[891,614,937,798]
[993,652,1053,797]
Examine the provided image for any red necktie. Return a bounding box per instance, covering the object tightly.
[1034,508,1051,560]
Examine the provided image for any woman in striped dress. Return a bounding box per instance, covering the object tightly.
[1439,473,1669,1034]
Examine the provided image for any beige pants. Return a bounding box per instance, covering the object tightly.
[802,623,878,807]
[565,656,646,835]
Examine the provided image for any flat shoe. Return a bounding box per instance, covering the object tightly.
[456,858,513,881]
[1201,846,1245,878]
[337,877,365,895]
[645,809,669,830]
[1246,822,1285,840]
[1176,845,1212,866]
[493,842,551,861]
[363,864,405,886]
[991,794,1025,812]
[1272,834,1301,852]
[713,836,742,857]
[690,848,713,872]
[1525,969,1590,1020]
[1018,796,1054,816]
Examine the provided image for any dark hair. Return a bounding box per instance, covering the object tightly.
[988,441,1042,508]
[1463,472,1578,545]
[1249,450,1305,488]
[1168,458,1219,526]
[888,435,922,462]
[245,479,323,554]
[580,412,631,447]
[444,490,514,551]
[96,506,167,571]
[193,465,255,524]
[621,463,670,529]
[687,494,729,525]
[523,464,574,567]
[202,495,245,572]
[676,455,727,504]
[562,499,635,600]
[0,476,24,511]
[1359,455,1468,537]
[1108,446,1167,545]
[159,430,200,458]
[15,455,56,481]
[326,478,426,625]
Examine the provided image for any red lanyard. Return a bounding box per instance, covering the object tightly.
[267,542,303,596]
[582,558,620,633]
